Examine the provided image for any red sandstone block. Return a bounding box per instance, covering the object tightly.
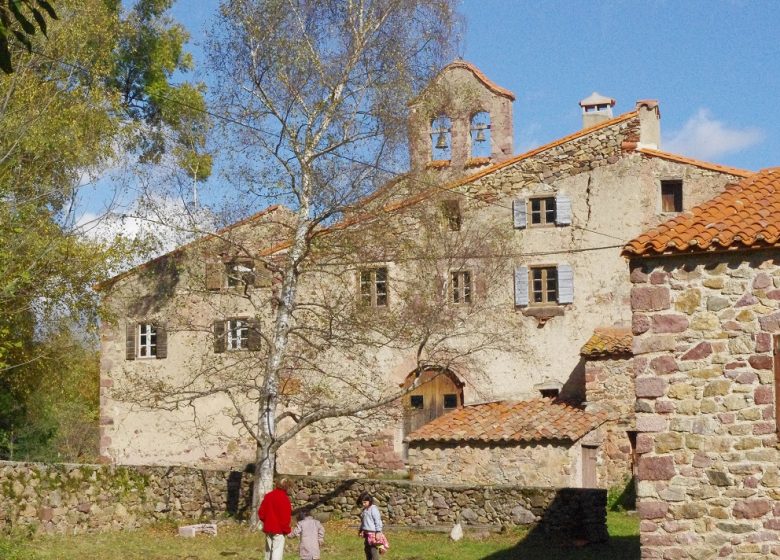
[756,333,771,353]
[650,355,679,375]
[734,499,771,519]
[681,342,712,361]
[636,434,655,454]
[754,422,775,435]
[637,377,668,398]
[651,314,689,333]
[639,456,676,481]
[649,271,668,285]
[638,501,669,519]
[749,354,773,370]
[755,386,773,405]
[631,286,671,311]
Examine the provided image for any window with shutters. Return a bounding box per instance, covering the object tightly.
[359,267,388,307]
[214,318,261,353]
[126,322,167,360]
[513,194,571,229]
[529,196,556,226]
[226,260,255,288]
[451,270,472,304]
[514,263,574,307]
[660,180,683,213]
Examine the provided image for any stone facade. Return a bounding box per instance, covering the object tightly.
[630,250,780,559]
[407,441,579,487]
[0,461,606,542]
[100,62,749,485]
[584,356,636,490]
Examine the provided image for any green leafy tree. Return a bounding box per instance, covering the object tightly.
[0,0,211,460]
[0,0,58,73]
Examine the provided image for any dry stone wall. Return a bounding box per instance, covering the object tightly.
[630,250,780,559]
[407,441,576,487]
[584,357,636,489]
[0,461,606,542]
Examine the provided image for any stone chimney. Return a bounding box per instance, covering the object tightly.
[579,92,616,129]
[408,60,515,179]
[635,100,661,150]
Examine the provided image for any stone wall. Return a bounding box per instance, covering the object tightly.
[630,250,780,559]
[584,357,636,489]
[0,461,607,542]
[407,441,577,487]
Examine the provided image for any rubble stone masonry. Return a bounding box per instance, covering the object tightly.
[630,250,780,559]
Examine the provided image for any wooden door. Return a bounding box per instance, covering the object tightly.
[582,446,598,488]
[403,369,463,435]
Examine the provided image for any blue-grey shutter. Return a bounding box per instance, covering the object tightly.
[514,266,529,307]
[555,194,572,225]
[512,199,527,229]
[557,263,574,304]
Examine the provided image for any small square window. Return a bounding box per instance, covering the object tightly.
[661,180,683,213]
[137,323,157,358]
[529,197,556,226]
[441,199,461,231]
[410,395,424,409]
[451,270,472,304]
[443,394,458,409]
[530,266,558,305]
[359,267,388,307]
[227,319,249,350]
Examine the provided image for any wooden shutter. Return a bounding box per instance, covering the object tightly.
[557,263,574,304]
[213,320,226,353]
[514,266,529,307]
[205,262,223,291]
[125,323,136,360]
[247,319,261,351]
[254,263,273,288]
[155,323,167,359]
[555,194,572,225]
[512,199,527,229]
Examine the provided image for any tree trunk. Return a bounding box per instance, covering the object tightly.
[250,419,276,526]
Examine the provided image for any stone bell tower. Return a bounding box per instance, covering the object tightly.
[408,60,515,178]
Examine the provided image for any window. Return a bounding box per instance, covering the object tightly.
[359,267,388,307]
[227,319,249,350]
[126,322,167,360]
[138,323,157,358]
[661,180,683,213]
[513,195,571,228]
[451,270,472,304]
[443,394,458,409]
[441,199,461,231]
[226,260,255,288]
[531,266,558,305]
[529,197,556,226]
[430,115,452,161]
[513,264,574,307]
[213,318,260,353]
[469,111,491,158]
[410,395,424,409]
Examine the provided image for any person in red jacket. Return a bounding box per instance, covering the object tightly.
[258,478,292,560]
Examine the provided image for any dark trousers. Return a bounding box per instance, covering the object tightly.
[363,536,380,560]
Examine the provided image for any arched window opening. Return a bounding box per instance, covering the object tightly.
[430,115,452,161]
[470,111,491,158]
[402,368,464,436]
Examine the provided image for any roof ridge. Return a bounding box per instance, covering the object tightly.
[636,148,753,178]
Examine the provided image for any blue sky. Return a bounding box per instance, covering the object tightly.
[170,0,780,173]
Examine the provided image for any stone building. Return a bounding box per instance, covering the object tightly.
[98,61,753,490]
[624,168,780,559]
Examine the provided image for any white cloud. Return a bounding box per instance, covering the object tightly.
[663,108,763,160]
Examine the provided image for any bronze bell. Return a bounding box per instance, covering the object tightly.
[435,131,448,150]
[475,127,486,143]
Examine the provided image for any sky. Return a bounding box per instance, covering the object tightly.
[170,0,780,173]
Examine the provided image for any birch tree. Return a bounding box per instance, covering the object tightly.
[210,0,462,517]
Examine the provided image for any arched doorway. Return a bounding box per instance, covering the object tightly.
[401,368,464,436]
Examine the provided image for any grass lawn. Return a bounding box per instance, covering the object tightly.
[0,511,638,560]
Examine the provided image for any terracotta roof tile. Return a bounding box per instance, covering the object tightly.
[405,399,607,444]
[580,327,633,358]
[624,167,780,256]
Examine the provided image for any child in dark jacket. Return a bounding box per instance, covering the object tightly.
[290,510,325,560]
